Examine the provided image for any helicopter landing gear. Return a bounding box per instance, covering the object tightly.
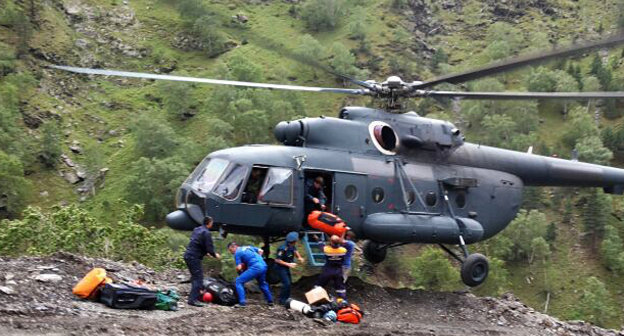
[438,242,489,287]
[262,236,270,259]
[363,240,387,264]
[461,253,489,287]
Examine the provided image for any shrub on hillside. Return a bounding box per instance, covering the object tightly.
[124,157,188,222]
[409,247,459,291]
[301,0,345,31]
[574,276,614,327]
[0,205,182,269]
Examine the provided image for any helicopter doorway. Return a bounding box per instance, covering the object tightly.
[303,170,334,216]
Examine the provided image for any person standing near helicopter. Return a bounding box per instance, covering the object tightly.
[314,235,347,299]
[183,216,220,307]
[227,242,274,307]
[274,232,305,305]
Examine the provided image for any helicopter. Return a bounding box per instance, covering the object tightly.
[51,32,624,287]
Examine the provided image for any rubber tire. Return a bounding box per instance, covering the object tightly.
[363,240,387,264]
[460,253,489,287]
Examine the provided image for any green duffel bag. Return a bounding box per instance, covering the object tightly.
[155,289,180,311]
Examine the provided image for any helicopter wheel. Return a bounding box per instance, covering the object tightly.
[363,240,387,264]
[460,253,489,287]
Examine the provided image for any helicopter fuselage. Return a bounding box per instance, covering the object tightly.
[167,107,624,246]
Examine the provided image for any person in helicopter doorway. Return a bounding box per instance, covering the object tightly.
[314,235,347,299]
[227,242,274,307]
[183,216,220,307]
[274,232,305,305]
[305,176,327,215]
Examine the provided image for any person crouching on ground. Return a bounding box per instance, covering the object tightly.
[274,232,305,305]
[183,216,220,307]
[227,242,273,307]
[314,235,347,299]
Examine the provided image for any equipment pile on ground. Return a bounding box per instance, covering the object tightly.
[285,286,364,324]
[72,267,179,311]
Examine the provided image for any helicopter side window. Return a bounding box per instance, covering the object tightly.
[214,164,248,200]
[242,167,268,203]
[191,158,229,193]
[258,168,293,205]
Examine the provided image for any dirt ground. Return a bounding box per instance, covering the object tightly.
[0,253,622,336]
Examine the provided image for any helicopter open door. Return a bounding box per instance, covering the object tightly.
[303,170,334,214]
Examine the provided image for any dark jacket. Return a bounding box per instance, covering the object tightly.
[305,180,327,213]
[184,225,216,259]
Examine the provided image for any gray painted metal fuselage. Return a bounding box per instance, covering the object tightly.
[167,107,624,245]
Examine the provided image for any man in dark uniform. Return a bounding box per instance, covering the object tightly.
[274,232,305,305]
[314,235,347,299]
[183,216,220,307]
[305,176,327,215]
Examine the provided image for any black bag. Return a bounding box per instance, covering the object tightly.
[100,283,157,310]
[202,277,238,306]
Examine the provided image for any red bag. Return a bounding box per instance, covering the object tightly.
[307,211,349,237]
[336,303,363,324]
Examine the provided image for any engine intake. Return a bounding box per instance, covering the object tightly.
[368,121,399,155]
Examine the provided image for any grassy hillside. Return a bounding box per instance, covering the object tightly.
[2,0,624,328]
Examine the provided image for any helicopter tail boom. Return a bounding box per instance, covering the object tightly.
[451,143,624,193]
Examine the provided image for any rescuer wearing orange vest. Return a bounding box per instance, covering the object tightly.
[314,235,347,299]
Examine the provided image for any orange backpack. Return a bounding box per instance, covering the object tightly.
[73,268,112,299]
[336,303,363,324]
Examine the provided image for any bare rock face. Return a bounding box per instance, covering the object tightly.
[63,171,80,184]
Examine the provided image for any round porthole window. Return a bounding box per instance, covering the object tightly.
[455,191,467,208]
[372,187,385,203]
[425,191,437,206]
[345,185,358,202]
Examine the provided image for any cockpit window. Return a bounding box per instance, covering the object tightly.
[191,158,228,193]
[259,168,293,205]
[214,164,248,200]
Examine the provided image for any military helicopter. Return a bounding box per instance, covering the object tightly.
[52,32,624,287]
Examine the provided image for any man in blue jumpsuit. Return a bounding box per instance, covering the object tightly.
[183,216,220,307]
[274,232,305,305]
[227,242,273,307]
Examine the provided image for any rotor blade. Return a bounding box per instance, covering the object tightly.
[413,31,624,89]
[415,90,624,100]
[50,65,369,95]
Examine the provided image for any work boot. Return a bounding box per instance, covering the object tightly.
[188,301,206,307]
[267,302,274,308]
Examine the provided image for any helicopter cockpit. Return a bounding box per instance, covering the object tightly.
[168,154,302,236]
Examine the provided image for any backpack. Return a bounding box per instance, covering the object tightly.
[155,289,180,311]
[202,277,238,306]
[336,303,364,324]
[73,268,112,300]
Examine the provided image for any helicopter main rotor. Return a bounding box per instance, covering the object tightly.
[51,30,624,110]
